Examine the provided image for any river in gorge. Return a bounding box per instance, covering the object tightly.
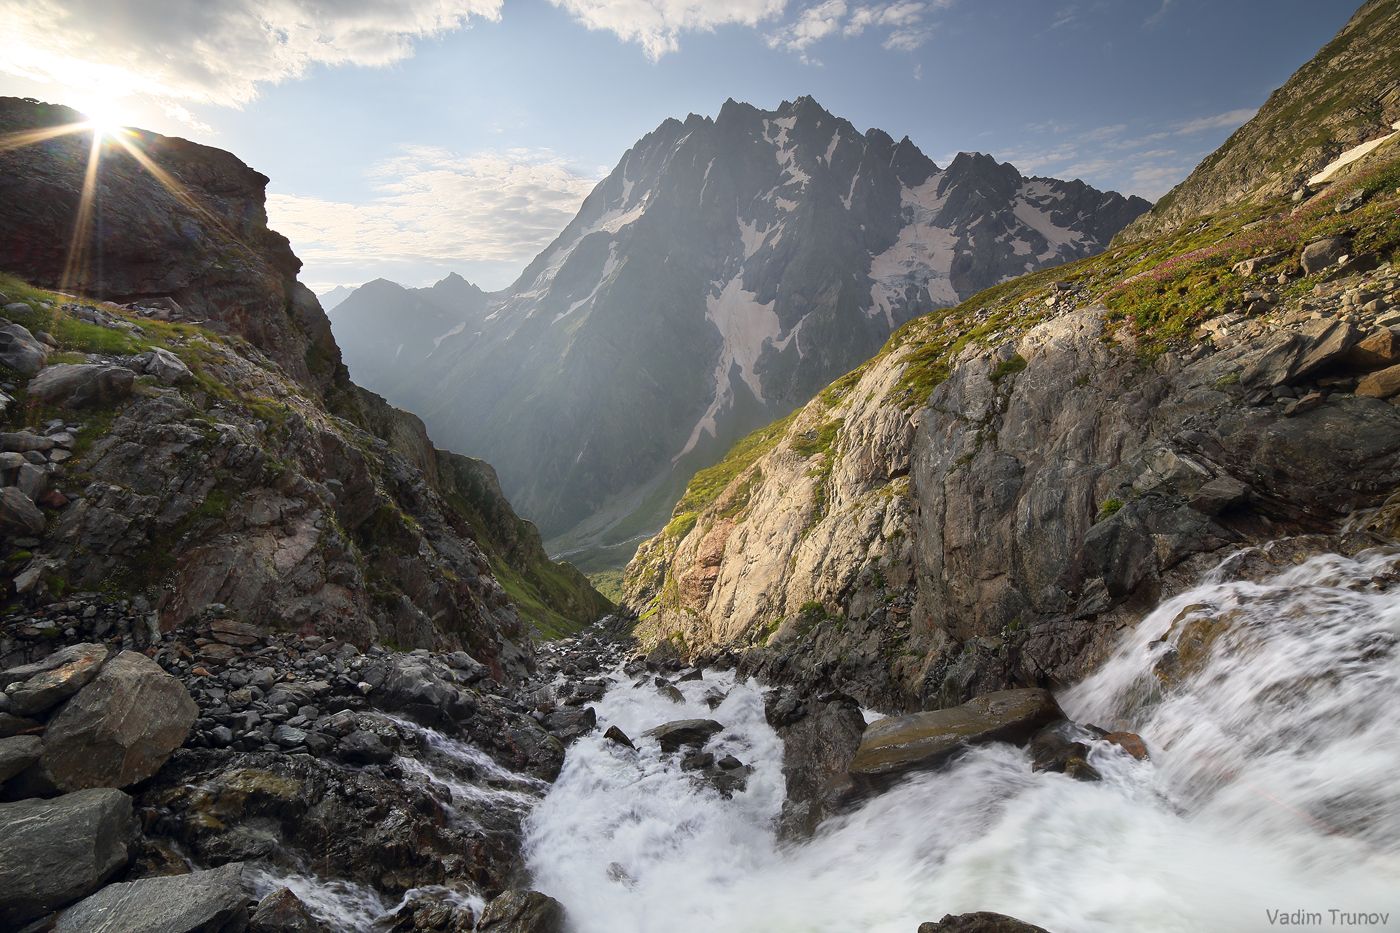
[264,547,1400,931]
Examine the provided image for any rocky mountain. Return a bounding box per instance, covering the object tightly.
[318,284,355,312]
[0,96,609,656]
[622,5,1400,711]
[1125,0,1400,237]
[331,273,489,402]
[331,97,1149,568]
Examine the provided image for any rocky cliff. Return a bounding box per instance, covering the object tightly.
[0,97,608,660]
[625,61,1400,710]
[331,97,1148,569]
[1124,0,1400,237]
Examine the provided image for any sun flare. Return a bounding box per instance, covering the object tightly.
[78,99,129,139]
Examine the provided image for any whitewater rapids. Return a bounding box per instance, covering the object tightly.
[524,549,1400,932]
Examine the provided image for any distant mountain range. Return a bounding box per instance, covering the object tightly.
[330,96,1150,569]
[318,284,357,312]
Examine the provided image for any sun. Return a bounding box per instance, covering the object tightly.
[78,98,129,139]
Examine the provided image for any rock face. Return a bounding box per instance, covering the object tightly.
[40,650,199,791]
[1125,0,1400,235]
[849,690,1062,787]
[0,95,607,648]
[331,96,1147,565]
[628,256,1400,710]
[477,889,566,933]
[54,862,249,933]
[0,788,137,926]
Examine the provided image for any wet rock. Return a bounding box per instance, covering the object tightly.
[542,706,597,743]
[41,650,199,791]
[0,734,41,783]
[0,788,137,926]
[771,691,867,838]
[361,654,474,726]
[680,750,714,770]
[1299,236,1350,274]
[477,889,565,933]
[603,725,635,750]
[250,886,327,933]
[0,485,45,534]
[918,913,1051,932]
[849,689,1063,788]
[54,862,249,933]
[1,643,110,717]
[337,729,393,765]
[1029,721,1101,781]
[26,363,135,408]
[1105,731,1150,760]
[643,718,724,753]
[656,682,685,703]
[0,322,48,374]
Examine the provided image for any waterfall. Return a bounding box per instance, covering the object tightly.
[524,548,1400,932]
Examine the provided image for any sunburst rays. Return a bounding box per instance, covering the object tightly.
[3,117,257,297]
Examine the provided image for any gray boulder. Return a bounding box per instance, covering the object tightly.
[0,485,45,535]
[477,889,565,933]
[134,347,194,385]
[2,643,110,717]
[27,363,135,408]
[0,788,137,926]
[249,886,325,932]
[1299,235,1350,274]
[0,734,40,782]
[0,321,48,374]
[41,651,199,791]
[54,862,249,933]
[643,718,724,753]
[849,689,1063,788]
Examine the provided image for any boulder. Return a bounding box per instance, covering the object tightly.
[0,734,40,782]
[27,363,135,408]
[249,886,326,933]
[477,890,565,933]
[1,430,55,453]
[1345,327,1400,370]
[40,651,199,791]
[0,322,48,374]
[542,706,597,743]
[1029,721,1100,781]
[135,347,194,385]
[1356,363,1400,399]
[603,725,635,749]
[2,643,110,717]
[849,689,1063,788]
[360,654,473,725]
[0,788,137,926]
[1299,235,1350,274]
[1240,319,1361,389]
[1186,475,1250,516]
[54,862,249,933]
[0,712,43,738]
[770,692,867,839]
[0,485,45,535]
[337,730,392,765]
[919,913,1051,933]
[643,719,724,753]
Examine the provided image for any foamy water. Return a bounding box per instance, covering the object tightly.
[524,549,1400,932]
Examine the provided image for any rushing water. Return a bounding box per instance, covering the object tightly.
[524,549,1400,932]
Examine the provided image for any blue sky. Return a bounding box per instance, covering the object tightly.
[0,0,1358,292]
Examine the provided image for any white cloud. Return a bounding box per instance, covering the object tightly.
[267,146,601,276]
[0,0,501,108]
[549,0,787,60]
[767,0,943,56]
[1174,107,1258,135]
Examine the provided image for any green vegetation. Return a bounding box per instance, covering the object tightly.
[588,569,626,604]
[1097,497,1125,521]
[989,354,1028,383]
[791,418,844,459]
[672,409,800,516]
